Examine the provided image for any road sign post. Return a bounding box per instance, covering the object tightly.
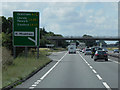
[13,11,40,58]
[25,46,28,58]
[13,46,16,59]
[37,46,39,59]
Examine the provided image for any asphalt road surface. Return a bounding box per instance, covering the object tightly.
[13,51,119,90]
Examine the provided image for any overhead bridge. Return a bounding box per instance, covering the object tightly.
[46,36,120,41]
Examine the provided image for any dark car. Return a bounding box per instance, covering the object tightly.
[113,49,119,53]
[94,50,108,61]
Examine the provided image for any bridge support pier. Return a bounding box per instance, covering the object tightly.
[55,40,58,47]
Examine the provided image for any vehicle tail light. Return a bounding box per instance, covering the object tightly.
[104,54,107,56]
[95,54,99,56]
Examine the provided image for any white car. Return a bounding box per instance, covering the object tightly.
[68,44,76,54]
[84,48,92,55]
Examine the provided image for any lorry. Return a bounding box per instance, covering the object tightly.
[68,43,76,54]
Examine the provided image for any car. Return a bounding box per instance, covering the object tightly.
[68,44,76,54]
[113,49,119,53]
[97,47,103,50]
[103,48,108,52]
[94,50,108,61]
[84,48,92,55]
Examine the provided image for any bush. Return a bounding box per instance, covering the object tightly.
[2,47,13,68]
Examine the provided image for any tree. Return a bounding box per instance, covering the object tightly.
[2,16,8,33]
[2,16,13,51]
[39,27,67,48]
[82,34,97,47]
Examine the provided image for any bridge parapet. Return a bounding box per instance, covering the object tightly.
[46,36,120,41]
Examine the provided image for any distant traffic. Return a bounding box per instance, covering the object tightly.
[68,43,119,62]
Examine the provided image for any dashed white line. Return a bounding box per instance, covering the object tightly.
[29,52,68,89]
[108,59,119,64]
[89,66,93,69]
[40,52,68,80]
[34,81,39,85]
[37,80,41,82]
[79,52,112,90]
[29,87,35,89]
[113,61,119,64]
[86,61,88,63]
[96,74,102,80]
[103,82,112,90]
[32,84,37,87]
[92,69,97,74]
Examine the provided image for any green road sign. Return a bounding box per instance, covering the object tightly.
[13,11,39,46]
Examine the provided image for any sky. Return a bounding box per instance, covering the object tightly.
[0,1,119,44]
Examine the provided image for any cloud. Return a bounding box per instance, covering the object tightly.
[1,2,118,37]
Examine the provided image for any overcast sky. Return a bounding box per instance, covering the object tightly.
[1,1,119,43]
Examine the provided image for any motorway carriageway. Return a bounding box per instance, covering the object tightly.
[13,51,118,90]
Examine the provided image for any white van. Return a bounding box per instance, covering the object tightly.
[68,44,76,54]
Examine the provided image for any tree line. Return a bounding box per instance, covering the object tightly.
[1,16,68,56]
[2,15,115,56]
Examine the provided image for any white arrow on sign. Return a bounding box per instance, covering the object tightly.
[28,27,38,46]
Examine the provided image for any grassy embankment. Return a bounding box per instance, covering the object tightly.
[2,48,51,88]
[2,47,66,88]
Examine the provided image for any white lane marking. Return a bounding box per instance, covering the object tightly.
[92,69,97,74]
[89,66,93,69]
[34,81,40,85]
[32,84,37,87]
[29,87,35,89]
[37,80,41,82]
[29,52,68,89]
[112,60,119,64]
[96,74,102,80]
[103,82,112,90]
[40,52,68,80]
[79,53,89,63]
[79,52,112,90]
[108,59,120,64]
[87,63,90,66]
[85,61,88,63]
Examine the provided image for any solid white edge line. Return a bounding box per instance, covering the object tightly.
[102,82,112,90]
[40,52,68,80]
[96,74,102,80]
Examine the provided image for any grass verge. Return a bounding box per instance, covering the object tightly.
[2,49,51,88]
[107,47,118,51]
